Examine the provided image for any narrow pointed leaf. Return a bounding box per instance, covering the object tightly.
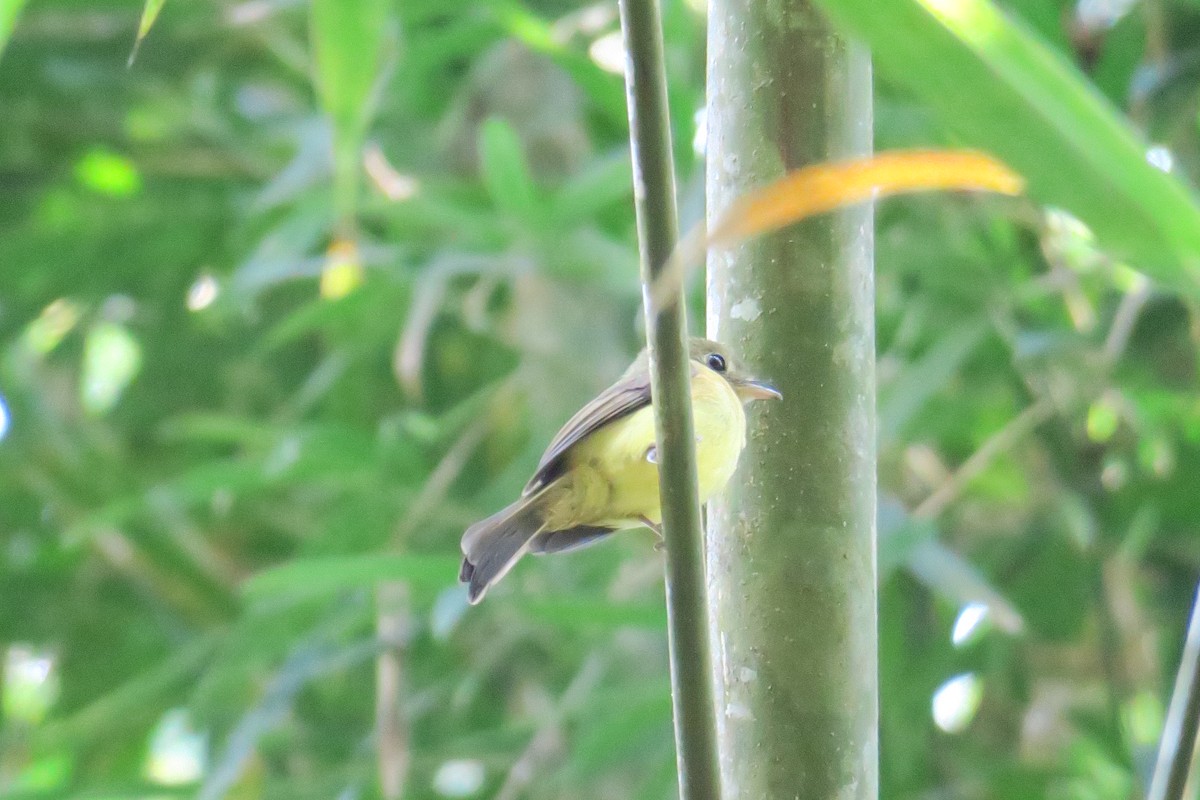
[479,117,540,222]
[655,149,1021,307]
[243,554,461,604]
[310,0,389,137]
[709,149,1022,245]
[310,0,390,220]
[128,0,165,65]
[0,0,26,61]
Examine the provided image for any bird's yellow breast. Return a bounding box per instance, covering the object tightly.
[543,367,747,531]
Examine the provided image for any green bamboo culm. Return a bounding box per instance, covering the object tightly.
[705,2,879,799]
[617,1,723,799]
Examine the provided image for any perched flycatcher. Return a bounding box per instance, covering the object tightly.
[459,337,781,603]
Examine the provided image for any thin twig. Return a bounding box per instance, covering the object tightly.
[1094,557,1135,762]
[912,399,1054,520]
[376,581,410,800]
[393,255,527,402]
[1148,582,1200,800]
[917,271,1149,523]
[391,404,498,545]
[1103,277,1151,366]
[375,398,501,799]
[493,655,606,800]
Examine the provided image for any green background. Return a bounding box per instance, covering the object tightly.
[2,0,1200,798]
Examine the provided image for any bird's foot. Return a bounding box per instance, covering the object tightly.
[640,517,665,551]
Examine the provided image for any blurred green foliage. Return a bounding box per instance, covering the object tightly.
[1,0,1199,799]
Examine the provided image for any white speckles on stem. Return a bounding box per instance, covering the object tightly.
[831,338,853,366]
[730,297,761,322]
[725,701,753,720]
[721,151,741,181]
[834,777,859,800]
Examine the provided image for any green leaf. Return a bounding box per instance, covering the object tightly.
[310,0,391,219]
[880,497,1024,633]
[35,635,218,749]
[879,320,987,441]
[906,539,1024,635]
[550,153,634,226]
[81,321,142,416]
[515,597,667,629]
[877,496,937,575]
[158,413,278,448]
[310,0,389,135]
[814,0,1200,290]
[570,687,672,778]
[478,117,540,222]
[243,554,461,604]
[0,0,27,61]
[1005,531,1090,640]
[128,0,166,65]
[486,0,627,126]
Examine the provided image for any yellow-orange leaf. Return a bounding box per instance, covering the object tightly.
[649,149,1023,311]
[709,149,1024,246]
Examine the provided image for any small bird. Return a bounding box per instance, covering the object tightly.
[459,337,781,603]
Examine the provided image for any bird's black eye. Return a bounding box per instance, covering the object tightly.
[706,353,726,372]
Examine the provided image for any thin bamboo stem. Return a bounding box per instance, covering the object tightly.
[1148,582,1200,800]
[617,1,722,798]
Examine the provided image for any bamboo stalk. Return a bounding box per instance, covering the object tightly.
[617,1,722,798]
[705,2,878,798]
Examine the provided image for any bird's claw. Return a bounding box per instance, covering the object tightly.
[640,516,665,551]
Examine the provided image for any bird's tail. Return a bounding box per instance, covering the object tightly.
[459,492,548,604]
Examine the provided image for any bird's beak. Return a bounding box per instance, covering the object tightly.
[737,379,782,401]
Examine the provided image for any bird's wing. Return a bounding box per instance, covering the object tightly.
[522,370,654,495]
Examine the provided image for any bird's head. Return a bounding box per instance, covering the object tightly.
[689,338,782,403]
